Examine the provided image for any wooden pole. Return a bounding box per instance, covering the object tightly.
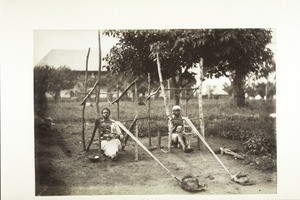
[110,78,139,104]
[117,85,120,120]
[121,116,138,150]
[145,86,161,101]
[134,81,139,161]
[147,73,152,146]
[167,79,171,100]
[186,98,188,116]
[84,48,90,95]
[81,47,91,151]
[185,87,199,117]
[86,119,99,151]
[135,124,139,161]
[96,31,101,118]
[80,81,98,105]
[156,52,172,152]
[197,57,205,150]
[96,30,102,155]
[157,131,161,149]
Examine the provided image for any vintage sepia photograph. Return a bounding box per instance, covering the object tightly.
[34,29,277,195]
[4,0,300,199]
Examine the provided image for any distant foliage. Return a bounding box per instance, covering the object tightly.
[245,82,276,99]
[34,65,77,114]
[46,98,276,169]
[104,29,275,107]
[34,65,54,114]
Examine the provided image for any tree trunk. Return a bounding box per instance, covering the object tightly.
[54,91,61,103]
[265,82,268,100]
[172,71,182,106]
[174,90,180,105]
[35,91,48,114]
[233,69,246,107]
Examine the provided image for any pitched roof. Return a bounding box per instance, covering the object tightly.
[211,86,228,95]
[36,49,105,71]
[202,85,228,96]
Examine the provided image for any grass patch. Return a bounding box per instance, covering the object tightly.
[45,98,276,169]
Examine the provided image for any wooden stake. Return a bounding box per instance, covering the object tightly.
[145,86,161,101]
[96,30,101,118]
[135,124,139,161]
[167,79,171,100]
[96,30,102,155]
[156,52,172,152]
[121,116,138,150]
[186,98,188,116]
[197,57,205,150]
[80,81,98,105]
[110,78,139,104]
[157,131,161,149]
[147,73,152,146]
[134,81,139,161]
[117,85,120,120]
[81,47,91,151]
[86,119,99,151]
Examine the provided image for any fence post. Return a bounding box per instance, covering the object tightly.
[96,30,102,156]
[197,57,205,150]
[134,81,139,160]
[81,47,90,152]
[147,73,152,146]
[156,52,172,152]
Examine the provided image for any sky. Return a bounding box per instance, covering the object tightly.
[34,30,118,65]
[34,30,230,88]
[34,29,276,89]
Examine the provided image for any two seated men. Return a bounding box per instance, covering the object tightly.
[99,105,194,161]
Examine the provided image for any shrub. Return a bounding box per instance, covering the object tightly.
[46,99,276,159]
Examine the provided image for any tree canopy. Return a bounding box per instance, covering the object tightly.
[34,65,77,112]
[103,29,274,106]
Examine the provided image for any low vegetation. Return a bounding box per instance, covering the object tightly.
[45,98,276,170]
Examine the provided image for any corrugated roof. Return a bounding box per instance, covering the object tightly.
[36,49,106,71]
[201,85,228,96]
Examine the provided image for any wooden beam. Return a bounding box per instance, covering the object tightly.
[120,116,150,123]
[134,81,139,161]
[110,77,139,105]
[81,47,91,151]
[80,81,98,105]
[186,86,199,101]
[121,116,138,150]
[145,85,161,101]
[156,52,172,152]
[147,73,152,146]
[86,119,100,152]
[197,58,205,150]
[96,30,102,156]
[163,88,199,91]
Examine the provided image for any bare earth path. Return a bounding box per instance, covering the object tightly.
[35,122,276,195]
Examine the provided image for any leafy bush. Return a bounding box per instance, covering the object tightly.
[46,99,276,160]
[205,114,276,157]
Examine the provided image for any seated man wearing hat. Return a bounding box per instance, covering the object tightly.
[171,105,194,153]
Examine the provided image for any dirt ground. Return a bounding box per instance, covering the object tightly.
[35,121,277,195]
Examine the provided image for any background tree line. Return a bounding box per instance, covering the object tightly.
[34,65,77,114]
[104,29,275,107]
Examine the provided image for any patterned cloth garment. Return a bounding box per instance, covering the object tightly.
[100,120,121,140]
[171,117,184,133]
